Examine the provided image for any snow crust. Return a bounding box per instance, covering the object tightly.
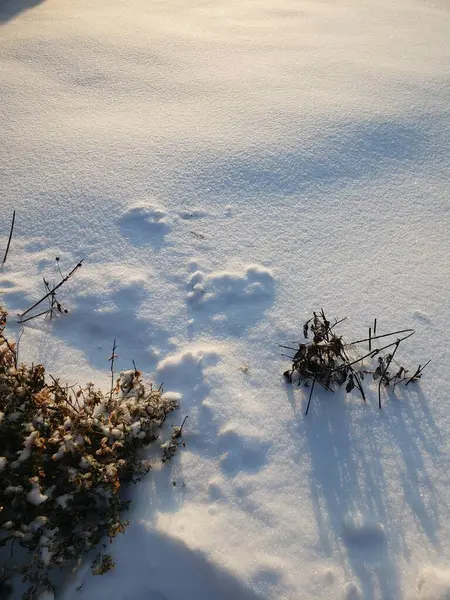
[417,568,450,600]
[1,0,449,598]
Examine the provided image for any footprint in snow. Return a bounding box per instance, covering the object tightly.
[412,309,433,325]
[119,202,172,250]
[186,264,275,336]
[216,428,271,477]
[155,346,219,391]
[178,208,208,220]
[343,581,363,600]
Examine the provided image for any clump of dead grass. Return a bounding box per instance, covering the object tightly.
[282,310,429,414]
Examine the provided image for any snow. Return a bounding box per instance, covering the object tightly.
[0,0,449,599]
[38,590,55,600]
[417,568,450,600]
[27,481,49,506]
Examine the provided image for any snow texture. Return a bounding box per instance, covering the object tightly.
[1,0,450,599]
[417,568,450,600]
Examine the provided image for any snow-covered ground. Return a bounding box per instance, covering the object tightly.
[1,0,450,598]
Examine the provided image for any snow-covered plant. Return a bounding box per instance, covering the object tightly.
[0,307,180,599]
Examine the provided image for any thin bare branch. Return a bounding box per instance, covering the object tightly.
[109,339,117,400]
[19,259,84,318]
[2,210,16,265]
[305,376,316,416]
[350,328,415,346]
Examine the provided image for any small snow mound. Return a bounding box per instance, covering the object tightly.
[157,346,220,372]
[207,480,224,501]
[188,264,274,306]
[343,581,362,600]
[27,480,48,506]
[37,589,55,600]
[417,568,450,600]
[246,264,274,278]
[161,391,182,402]
[341,512,385,545]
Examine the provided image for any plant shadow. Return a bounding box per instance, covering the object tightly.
[0,0,45,23]
[61,522,265,600]
[287,382,443,600]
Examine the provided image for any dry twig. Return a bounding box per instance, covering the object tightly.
[2,211,16,265]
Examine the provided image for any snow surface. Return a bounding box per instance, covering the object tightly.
[1,0,450,598]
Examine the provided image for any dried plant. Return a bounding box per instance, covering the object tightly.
[2,211,16,266]
[282,310,429,415]
[0,307,181,598]
[18,258,83,324]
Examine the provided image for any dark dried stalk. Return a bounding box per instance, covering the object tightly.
[405,360,431,385]
[19,259,83,319]
[305,376,316,416]
[378,340,400,409]
[333,333,416,373]
[18,308,52,324]
[340,347,366,402]
[177,416,189,436]
[109,339,117,400]
[350,328,414,346]
[329,316,347,330]
[43,278,56,317]
[49,374,79,413]
[2,210,16,265]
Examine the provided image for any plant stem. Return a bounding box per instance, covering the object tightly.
[109,339,117,400]
[2,210,16,265]
[19,259,83,318]
[378,341,400,409]
[350,328,414,346]
[305,376,316,416]
[18,308,52,324]
[405,360,431,385]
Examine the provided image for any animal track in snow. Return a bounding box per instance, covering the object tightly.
[119,202,172,249]
[155,346,221,415]
[186,264,275,336]
[342,581,362,600]
[178,208,208,221]
[156,345,220,390]
[412,309,432,324]
[216,425,271,477]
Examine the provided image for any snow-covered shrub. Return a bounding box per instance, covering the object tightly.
[0,307,179,598]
